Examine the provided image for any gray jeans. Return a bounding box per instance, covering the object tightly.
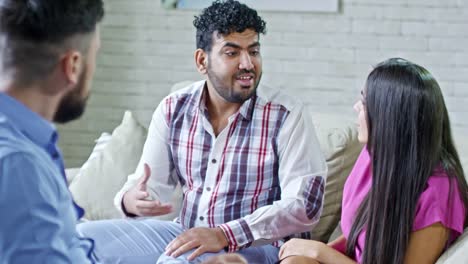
[77,218,279,264]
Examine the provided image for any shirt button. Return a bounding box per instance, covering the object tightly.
[206,187,211,192]
[211,159,217,164]
[199,216,204,221]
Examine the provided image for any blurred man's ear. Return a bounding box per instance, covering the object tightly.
[195,49,208,74]
[62,51,83,87]
[41,50,84,96]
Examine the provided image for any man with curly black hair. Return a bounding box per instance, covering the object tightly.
[0,0,104,263]
[78,1,326,263]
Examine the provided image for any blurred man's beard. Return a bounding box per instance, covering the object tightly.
[53,68,89,124]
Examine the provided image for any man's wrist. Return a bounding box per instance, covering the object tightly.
[215,227,229,250]
[121,193,137,217]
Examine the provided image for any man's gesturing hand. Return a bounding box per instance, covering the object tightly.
[122,163,172,216]
[165,227,229,261]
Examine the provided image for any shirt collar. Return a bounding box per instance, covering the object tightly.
[0,93,58,149]
[194,81,257,121]
[238,95,256,121]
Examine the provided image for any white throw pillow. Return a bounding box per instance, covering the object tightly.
[70,111,147,220]
[65,168,81,185]
[68,132,112,185]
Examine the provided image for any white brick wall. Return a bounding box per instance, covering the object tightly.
[58,0,468,167]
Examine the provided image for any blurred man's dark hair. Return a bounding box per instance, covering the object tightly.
[0,0,104,87]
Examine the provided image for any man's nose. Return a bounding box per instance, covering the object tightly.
[239,52,254,70]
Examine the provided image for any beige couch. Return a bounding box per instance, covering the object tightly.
[67,83,468,263]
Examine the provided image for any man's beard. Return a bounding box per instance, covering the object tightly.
[53,68,89,124]
[207,67,262,104]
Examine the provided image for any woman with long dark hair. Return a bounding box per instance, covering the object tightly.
[278,58,468,264]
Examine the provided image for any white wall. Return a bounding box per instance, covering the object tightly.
[58,0,468,167]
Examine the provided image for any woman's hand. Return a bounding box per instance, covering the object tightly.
[279,239,325,261]
[279,238,357,264]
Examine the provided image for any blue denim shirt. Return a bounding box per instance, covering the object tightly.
[0,93,94,263]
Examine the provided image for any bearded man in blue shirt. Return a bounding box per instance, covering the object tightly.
[0,1,104,263]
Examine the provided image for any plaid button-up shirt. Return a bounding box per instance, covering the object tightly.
[116,81,327,251]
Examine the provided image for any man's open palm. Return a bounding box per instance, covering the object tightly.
[122,163,172,216]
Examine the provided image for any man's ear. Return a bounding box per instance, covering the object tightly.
[61,50,83,86]
[195,49,208,74]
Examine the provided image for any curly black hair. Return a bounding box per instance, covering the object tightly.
[193,0,266,52]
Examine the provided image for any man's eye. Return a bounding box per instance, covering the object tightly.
[250,50,260,56]
[225,51,237,56]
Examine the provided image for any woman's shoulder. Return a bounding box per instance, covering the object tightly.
[422,168,461,201]
[413,169,466,236]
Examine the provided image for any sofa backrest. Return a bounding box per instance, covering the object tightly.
[307,112,362,241]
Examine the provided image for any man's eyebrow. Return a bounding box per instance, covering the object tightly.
[222,42,261,49]
[222,42,241,49]
[248,42,261,48]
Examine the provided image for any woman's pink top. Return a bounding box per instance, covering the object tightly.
[341,148,466,263]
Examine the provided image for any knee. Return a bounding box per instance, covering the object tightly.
[203,253,247,264]
[76,221,94,237]
[279,256,320,264]
[76,220,103,237]
[156,252,190,264]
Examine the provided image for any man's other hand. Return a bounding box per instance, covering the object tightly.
[165,227,229,261]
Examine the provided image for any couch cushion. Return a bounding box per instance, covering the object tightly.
[309,112,362,242]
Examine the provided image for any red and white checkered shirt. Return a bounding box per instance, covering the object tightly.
[116,81,327,252]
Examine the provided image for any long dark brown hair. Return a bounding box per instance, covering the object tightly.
[346,58,468,264]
